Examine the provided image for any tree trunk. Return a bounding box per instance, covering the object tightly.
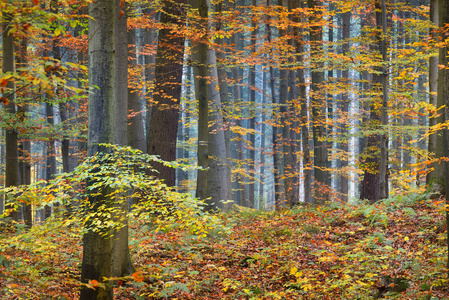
[231,29,248,205]
[426,0,439,185]
[17,38,32,227]
[360,0,388,202]
[438,0,449,274]
[3,12,19,222]
[127,29,147,152]
[206,49,230,210]
[45,103,56,219]
[80,0,132,298]
[378,0,389,200]
[339,10,351,202]
[266,0,284,209]
[215,0,233,207]
[308,0,329,204]
[191,0,210,202]
[147,0,186,186]
[247,0,258,208]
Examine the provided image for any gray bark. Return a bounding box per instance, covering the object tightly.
[127,29,147,152]
[427,0,439,185]
[80,0,132,298]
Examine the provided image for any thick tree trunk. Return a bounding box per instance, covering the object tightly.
[147,0,186,186]
[80,0,132,298]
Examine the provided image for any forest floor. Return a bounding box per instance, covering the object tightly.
[1,194,449,299]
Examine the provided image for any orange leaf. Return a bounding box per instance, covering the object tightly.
[32,0,39,5]
[89,279,99,286]
[119,10,125,19]
[0,97,9,106]
[132,272,144,282]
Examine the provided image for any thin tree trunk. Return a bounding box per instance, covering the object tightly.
[247,0,258,208]
[266,0,284,209]
[17,38,32,227]
[191,0,210,202]
[45,102,56,219]
[215,0,233,206]
[378,0,389,200]
[127,29,147,152]
[339,10,351,202]
[231,29,248,205]
[206,49,230,210]
[3,12,19,222]
[427,0,439,185]
[308,0,329,204]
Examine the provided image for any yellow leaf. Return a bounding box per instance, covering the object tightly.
[290,266,297,275]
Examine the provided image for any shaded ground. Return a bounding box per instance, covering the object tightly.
[1,194,448,299]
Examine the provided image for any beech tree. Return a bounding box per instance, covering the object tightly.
[147,0,186,186]
[3,12,18,222]
[80,0,133,298]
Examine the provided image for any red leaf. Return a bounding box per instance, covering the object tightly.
[32,0,39,5]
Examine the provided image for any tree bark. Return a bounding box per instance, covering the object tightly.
[17,38,32,227]
[427,0,440,185]
[308,0,329,204]
[80,0,132,298]
[3,12,19,222]
[127,29,147,152]
[147,0,186,186]
[339,10,351,202]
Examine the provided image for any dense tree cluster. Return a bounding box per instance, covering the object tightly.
[2,0,449,298]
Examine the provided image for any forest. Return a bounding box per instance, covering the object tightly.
[1,0,449,298]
